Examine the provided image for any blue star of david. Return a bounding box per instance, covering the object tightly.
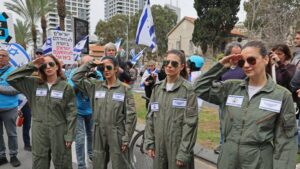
[8,48,18,56]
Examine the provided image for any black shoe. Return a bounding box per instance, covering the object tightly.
[0,157,8,165]
[24,145,32,152]
[10,156,21,167]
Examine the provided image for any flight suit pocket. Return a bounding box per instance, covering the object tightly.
[282,111,297,138]
[255,112,278,131]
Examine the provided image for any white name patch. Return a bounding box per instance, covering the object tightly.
[172,98,187,108]
[50,90,64,99]
[151,102,159,111]
[36,88,47,97]
[95,91,106,99]
[226,95,244,107]
[112,93,125,102]
[259,98,282,113]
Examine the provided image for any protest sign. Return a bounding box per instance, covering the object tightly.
[51,30,74,64]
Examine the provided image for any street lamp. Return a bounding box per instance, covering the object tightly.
[118,19,129,61]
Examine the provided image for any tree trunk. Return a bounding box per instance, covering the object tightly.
[41,15,47,43]
[57,0,66,31]
[31,25,37,53]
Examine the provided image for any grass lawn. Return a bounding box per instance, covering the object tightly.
[134,92,220,149]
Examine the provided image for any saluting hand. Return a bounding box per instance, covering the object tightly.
[219,54,242,68]
[93,59,103,65]
[32,57,45,69]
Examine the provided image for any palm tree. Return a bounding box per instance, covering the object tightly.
[57,0,66,31]
[14,19,32,50]
[4,0,39,51]
[37,0,55,43]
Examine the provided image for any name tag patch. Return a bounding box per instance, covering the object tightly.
[112,93,125,102]
[259,98,282,113]
[51,90,64,99]
[151,102,159,111]
[226,95,244,107]
[36,88,47,96]
[172,98,187,108]
[95,91,106,99]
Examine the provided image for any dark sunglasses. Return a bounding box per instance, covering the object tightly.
[40,62,56,70]
[237,57,257,67]
[98,64,113,72]
[35,52,43,55]
[163,60,179,68]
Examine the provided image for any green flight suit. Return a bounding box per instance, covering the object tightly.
[7,62,77,169]
[72,61,137,169]
[194,63,297,169]
[144,77,198,169]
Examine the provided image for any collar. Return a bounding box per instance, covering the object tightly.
[239,74,275,93]
[161,76,184,92]
[102,79,122,88]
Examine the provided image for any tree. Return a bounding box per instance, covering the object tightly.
[95,5,177,56]
[244,0,300,45]
[5,0,39,51]
[37,0,55,43]
[192,0,240,56]
[57,0,66,31]
[14,19,32,50]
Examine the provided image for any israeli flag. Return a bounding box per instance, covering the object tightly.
[131,48,145,65]
[73,35,88,61]
[130,48,136,58]
[114,38,122,51]
[42,26,60,55]
[0,43,31,67]
[136,0,157,52]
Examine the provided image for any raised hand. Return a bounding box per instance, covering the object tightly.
[32,57,45,68]
[219,54,242,68]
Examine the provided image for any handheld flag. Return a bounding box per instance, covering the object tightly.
[130,48,135,58]
[131,48,146,65]
[42,26,61,55]
[73,35,88,61]
[136,0,157,52]
[0,42,31,67]
[114,38,122,51]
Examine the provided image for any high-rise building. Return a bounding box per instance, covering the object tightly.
[165,4,181,23]
[104,0,144,20]
[46,0,90,33]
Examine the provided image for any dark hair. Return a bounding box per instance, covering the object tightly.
[126,61,133,68]
[166,49,188,79]
[101,56,119,67]
[224,42,242,56]
[296,31,300,35]
[271,44,292,61]
[39,55,65,83]
[242,41,268,57]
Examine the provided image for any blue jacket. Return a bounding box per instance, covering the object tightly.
[0,66,18,109]
[67,68,103,115]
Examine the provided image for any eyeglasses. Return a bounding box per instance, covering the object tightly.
[35,52,43,55]
[40,62,56,70]
[163,60,179,68]
[237,57,257,67]
[98,64,113,72]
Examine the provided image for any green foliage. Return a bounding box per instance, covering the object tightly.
[192,0,240,56]
[14,19,32,50]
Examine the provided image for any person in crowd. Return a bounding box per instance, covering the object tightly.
[0,49,21,167]
[291,31,300,65]
[144,50,198,169]
[126,61,138,88]
[187,55,205,83]
[141,60,159,108]
[19,48,45,152]
[269,44,296,91]
[72,56,137,169]
[7,55,77,169]
[214,42,246,154]
[104,42,131,83]
[194,41,297,169]
[68,55,102,169]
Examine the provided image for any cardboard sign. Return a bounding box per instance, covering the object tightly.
[51,30,74,64]
[0,12,15,43]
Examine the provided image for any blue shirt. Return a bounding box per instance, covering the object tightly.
[0,66,19,109]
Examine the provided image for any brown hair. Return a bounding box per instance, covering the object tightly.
[166,49,189,79]
[271,44,292,61]
[39,55,65,83]
[296,30,300,35]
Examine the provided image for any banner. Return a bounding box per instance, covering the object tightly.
[51,30,74,64]
[0,42,31,67]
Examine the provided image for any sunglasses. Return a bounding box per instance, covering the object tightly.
[40,62,56,70]
[163,60,179,68]
[237,57,257,67]
[36,52,43,55]
[98,64,113,72]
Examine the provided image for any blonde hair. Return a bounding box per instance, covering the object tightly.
[104,42,116,56]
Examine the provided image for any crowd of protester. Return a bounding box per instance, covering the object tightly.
[0,31,299,169]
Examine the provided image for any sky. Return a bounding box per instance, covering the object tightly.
[0,0,246,35]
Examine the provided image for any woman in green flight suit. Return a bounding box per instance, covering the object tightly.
[7,55,77,169]
[144,49,199,169]
[194,41,297,169]
[72,56,137,169]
